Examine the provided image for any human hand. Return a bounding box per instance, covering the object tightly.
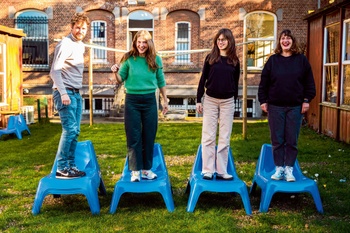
[111,64,119,72]
[301,102,309,114]
[196,103,203,114]
[162,101,168,115]
[61,94,71,106]
[261,103,268,113]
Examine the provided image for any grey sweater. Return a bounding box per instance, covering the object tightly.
[50,33,85,96]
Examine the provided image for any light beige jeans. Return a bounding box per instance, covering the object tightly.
[201,94,235,175]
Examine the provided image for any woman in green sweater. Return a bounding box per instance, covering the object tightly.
[111,30,168,182]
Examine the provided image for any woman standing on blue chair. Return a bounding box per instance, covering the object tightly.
[258,29,316,182]
[196,28,241,180]
[111,30,168,182]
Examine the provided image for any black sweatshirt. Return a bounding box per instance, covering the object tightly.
[197,55,241,103]
[258,53,316,107]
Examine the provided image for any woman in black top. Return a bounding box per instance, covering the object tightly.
[196,28,240,180]
[258,29,316,182]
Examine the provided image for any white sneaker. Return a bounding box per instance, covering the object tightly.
[271,166,284,180]
[216,173,233,180]
[141,170,157,180]
[284,166,296,182]
[203,172,213,180]
[131,171,140,182]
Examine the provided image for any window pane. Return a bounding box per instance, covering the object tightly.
[176,22,190,63]
[177,23,189,39]
[345,22,350,61]
[326,24,340,63]
[343,65,350,105]
[95,99,103,110]
[246,13,274,39]
[91,21,107,61]
[325,65,338,103]
[16,14,48,66]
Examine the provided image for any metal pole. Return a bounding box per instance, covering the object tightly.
[89,39,93,126]
[242,38,248,139]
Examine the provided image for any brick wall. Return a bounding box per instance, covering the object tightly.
[0,0,319,100]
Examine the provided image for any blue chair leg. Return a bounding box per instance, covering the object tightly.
[186,184,203,212]
[160,184,175,212]
[109,186,125,214]
[239,187,253,215]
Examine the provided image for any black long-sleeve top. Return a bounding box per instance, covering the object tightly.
[196,55,241,103]
[258,53,316,107]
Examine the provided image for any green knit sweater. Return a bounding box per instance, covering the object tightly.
[118,55,166,94]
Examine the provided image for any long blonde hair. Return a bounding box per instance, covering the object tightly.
[120,30,158,71]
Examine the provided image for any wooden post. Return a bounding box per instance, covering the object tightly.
[242,39,247,139]
[89,39,93,126]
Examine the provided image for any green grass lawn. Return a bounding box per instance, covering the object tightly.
[0,120,349,232]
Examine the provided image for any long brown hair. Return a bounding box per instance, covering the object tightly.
[120,30,158,71]
[207,28,239,66]
[274,29,301,55]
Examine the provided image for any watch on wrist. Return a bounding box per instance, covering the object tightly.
[303,99,309,103]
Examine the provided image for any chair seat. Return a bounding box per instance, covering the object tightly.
[32,140,106,215]
[250,143,324,213]
[109,143,174,213]
[186,145,252,215]
[0,114,31,140]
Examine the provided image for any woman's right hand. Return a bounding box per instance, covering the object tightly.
[111,64,119,72]
[260,103,268,113]
[196,103,203,114]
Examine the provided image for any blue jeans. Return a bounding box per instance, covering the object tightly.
[124,93,158,171]
[53,90,82,170]
[267,104,303,167]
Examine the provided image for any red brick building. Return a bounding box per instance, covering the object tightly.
[0,0,321,119]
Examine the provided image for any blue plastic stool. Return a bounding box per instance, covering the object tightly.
[32,140,106,215]
[250,143,324,213]
[0,114,31,140]
[186,145,252,215]
[109,143,174,213]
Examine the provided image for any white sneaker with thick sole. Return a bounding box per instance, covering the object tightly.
[216,173,233,180]
[141,170,157,180]
[271,166,284,180]
[284,166,296,182]
[202,172,213,180]
[131,171,140,182]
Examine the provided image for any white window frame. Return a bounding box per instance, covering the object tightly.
[322,23,340,104]
[174,22,191,64]
[243,11,277,71]
[341,19,350,106]
[15,10,49,68]
[0,43,6,105]
[91,20,107,63]
[127,10,154,50]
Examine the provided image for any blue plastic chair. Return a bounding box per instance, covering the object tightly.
[0,114,31,140]
[32,140,106,215]
[186,144,252,215]
[109,143,175,213]
[250,143,324,213]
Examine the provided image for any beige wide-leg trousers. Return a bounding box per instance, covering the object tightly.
[201,94,235,175]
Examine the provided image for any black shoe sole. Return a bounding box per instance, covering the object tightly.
[216,176,233,180]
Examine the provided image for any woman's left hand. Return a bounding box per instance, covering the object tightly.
[162,101,168,115]
[301,102,310,114]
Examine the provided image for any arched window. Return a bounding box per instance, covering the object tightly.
[175,22,191,63]
[128,10,153,49]
[244,11,276,70]
[15,10,48,68]
[91,21,107,63]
